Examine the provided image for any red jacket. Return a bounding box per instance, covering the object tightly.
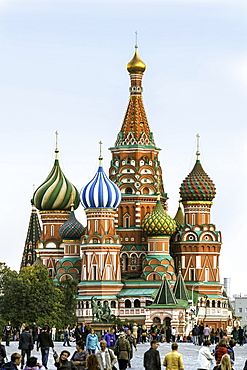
[215,346,228,364]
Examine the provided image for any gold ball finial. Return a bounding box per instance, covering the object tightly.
[127,45,146,74]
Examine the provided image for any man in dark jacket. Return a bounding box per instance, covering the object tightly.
[37,326,54,369]
[126,329,137,368]
[144,340,161,370]
[2,353,22,370]
[18,326,33,369]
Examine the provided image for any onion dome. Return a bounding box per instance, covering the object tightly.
[81,154,121,209]
[127,45,146,74]
[142,198,177,236]
[60,204,85,240]
[180,159,216,202]
[33,144,80,211]
[174,201,184,227]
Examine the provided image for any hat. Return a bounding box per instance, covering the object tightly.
[119,332,126,337]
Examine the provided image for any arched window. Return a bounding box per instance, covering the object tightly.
[143,187,149,194]
[125,299,131,308]
[134,299,140,308]
[140,253,146,265]
[131,254,137,265]
[122,254,128,271]
[81,301,84,309]
[111,301,116,309]
[212,300,215,308]
[125,187,133,194]
[217,301,221,308]
[206,300,210,307]
[86,301,89,309]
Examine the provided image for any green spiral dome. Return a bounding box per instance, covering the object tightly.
[142,200,177,236]
[33,152,80,211]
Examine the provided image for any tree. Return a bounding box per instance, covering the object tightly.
[58,278,78,326]
[0,264,64,328]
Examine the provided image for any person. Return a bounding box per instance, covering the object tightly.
[166,327,171,344]
[85,354,100,370]
[163,343,184,370]
[198,340,214,370]
[31,324,38,345]
[141,325,147,344]
[54,350,78,370]
[51,326,57,342]
[37,325,55,369]
[228,339,235,361]
[86,329,100,355]
[238,326,244,346]
[126,329,137,368]
[63,327,71,347]
[203,325,210,341]
[71,340,88,370]
[132,324,138,344]
[0,337,7,367]
[114,332,131,370]
[3,322,13,347]
[214,340,228,365]
[104,329,117,350]
[74,325,82,344]
[143,340,161,370]
[19,326,34,369]
[198,323,204,346]
[231,328,238,342]
[213,354,231,370]
[210,329,216,345]
[96,340,117,370]
[24,356,45,370]
[2,353,22,370]
[171,327,176,343]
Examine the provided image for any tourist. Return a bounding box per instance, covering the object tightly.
[171,327,176,343]
[3,322,13,346]
[85,354,100,370]
[214,340,228,365]
[37,325,55,369]
[231,327,238,342]
[228,339,236,361]
[63,327,71,347]
[203,325,210,340]
[198,340,214,370]
[96,340,117,370]
[71,340,88,370]
[18,326,34,369]
[238,326,244,346]
[114,332,131,370]
[213,354,231,370]
[54,350,77,370]
[141,325,147,344]
[104,329,117,350]
[163,343,184,370]
[215,329,220,344]
[86,329,100,355]
[0,337,7,367]
[24,356,45,370]
[210,329,216,345]
[2,353,22,370]
[166,326,172,344]
[74,325,82,344]
[126,329,137,367]
[132,324,138,344]
[143,340,161,370]
[31,324,38,345]
[198,323,204,346]
[51,326,56,342]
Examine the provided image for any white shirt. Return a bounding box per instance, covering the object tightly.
[100,350,106,368]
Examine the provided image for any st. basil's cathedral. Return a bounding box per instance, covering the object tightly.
[21,46,232,334]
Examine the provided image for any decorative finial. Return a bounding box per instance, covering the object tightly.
[99,141,103,166]
[70,191,75,212]
[135,31,138,49]
[196,133,200,160]
[55,131,59,159]
[33,184,35,195]
[178,261,182,273]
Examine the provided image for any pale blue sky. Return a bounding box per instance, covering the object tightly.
[0,0,247,296]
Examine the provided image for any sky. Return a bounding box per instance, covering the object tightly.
[0,0,247,297]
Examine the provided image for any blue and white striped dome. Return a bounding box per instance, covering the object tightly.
[80,166,121,209]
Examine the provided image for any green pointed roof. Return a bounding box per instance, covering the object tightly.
[174,202,184,227]
[153,275,177,305]
[173,270,189,301]
[21,204,42,268]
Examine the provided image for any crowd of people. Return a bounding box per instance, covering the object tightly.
[1,321,247,370]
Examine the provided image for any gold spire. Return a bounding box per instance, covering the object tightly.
[127,42,146,74]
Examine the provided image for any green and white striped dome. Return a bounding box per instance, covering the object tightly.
[32,149,80,211]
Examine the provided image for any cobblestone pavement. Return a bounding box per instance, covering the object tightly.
[4,340,247,370]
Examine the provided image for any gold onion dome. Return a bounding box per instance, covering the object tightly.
[127,46,146,74]
[142,199,177,236]
[32,148,80,211]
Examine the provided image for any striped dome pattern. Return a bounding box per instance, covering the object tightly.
[60,210,85,240]
[81,166,121,209]
[33,158,80,211]
[142,200,177,236]
[180,160,216,202]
